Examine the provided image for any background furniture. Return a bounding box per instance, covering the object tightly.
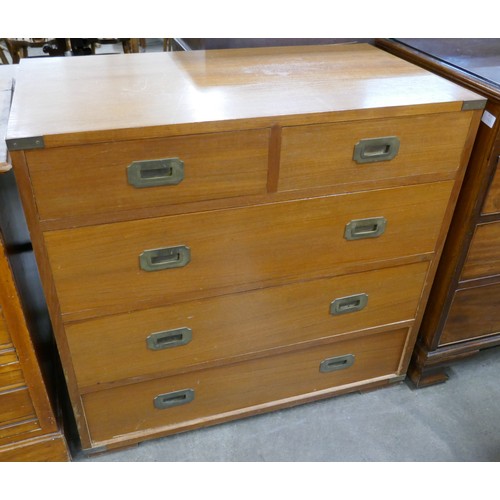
[377,38,500,387]
[170,38,373,51]
[6,44,482,454]
[0,69,69,461]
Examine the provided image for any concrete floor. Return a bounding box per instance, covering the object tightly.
[73,345,500,462]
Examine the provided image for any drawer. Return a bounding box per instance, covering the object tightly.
[26,129,270,221]
[0,349,24,391]
[0,367,24,392]
[440,282,500,346]
[461,222,500,281]
[67,261,428,389]
[0,419,40,442]
[0,310,10,347]
[482,157,500,215]
[0,387,36,424]
[279,112,472,192]
[45,181,453,320]
[82,327,408,443]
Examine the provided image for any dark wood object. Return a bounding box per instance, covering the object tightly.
[0,72,69,461]
[376,38,500,387]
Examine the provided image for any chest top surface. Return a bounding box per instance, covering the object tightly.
[6,43,483,148]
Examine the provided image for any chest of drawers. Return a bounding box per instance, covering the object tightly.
[377,39,500,387]
[6,44,483,453]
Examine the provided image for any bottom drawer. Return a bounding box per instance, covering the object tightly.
[83,327,408,444]
[440,282,500,346]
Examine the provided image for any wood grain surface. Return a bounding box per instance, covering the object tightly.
[279,112,471,192]
[461,221,500,281]
[482,157,500,215]
[7,44,482,148]
[45,181,452,321]
[27,129,270,221]
[67,261,428,391]
[83,327,408,444]
[440,282,500,345]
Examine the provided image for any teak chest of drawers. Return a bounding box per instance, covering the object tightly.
[6,44,483,453]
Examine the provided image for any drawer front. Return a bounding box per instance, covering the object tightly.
[83,328,408,443]
[0,388,36,424]
[0,349,25,391]
[26,129,270,221]
[45,181,453,320]
[0,420,40,442]
[67,261,428,389]
[0,310,11,347]
[0,367,24,392]
[482,157,500,215]
[279,112,471,192]
[461,222,500,281]
[440,282,500,346]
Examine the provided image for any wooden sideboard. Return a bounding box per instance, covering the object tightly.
[6,44,483,453]
[0,71,69,461]
[377,38,500,387]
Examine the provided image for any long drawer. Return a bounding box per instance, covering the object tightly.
[461,221,500,281]
[26,129,270,221]
[440,282,500,346]
[45,181,453,321]
[82,327,408,444]
[279,112,471,192]
[67,261,428,389]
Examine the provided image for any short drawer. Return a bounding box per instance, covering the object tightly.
[0,387,36,424]
[461,221,500,281]
[67,261,428,389]
[82,327,408,444]
[482,157,500,215]
[45,181,453,320]
[279,112,472,192]
[26,129,270,221]
[440,282,500,346]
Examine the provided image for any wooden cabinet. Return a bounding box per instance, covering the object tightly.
[6,44,483,453]
[0,239,68,461]
[0,71,69,461]
[377,38,500,386]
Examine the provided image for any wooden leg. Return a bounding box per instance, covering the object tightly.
[407,365,449,388]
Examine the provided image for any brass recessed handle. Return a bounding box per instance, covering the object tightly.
[153,389,195,410]
[330,293,368,316]
[127,157,184,188]
[146,327,192,351]
[344,217,387,240]
[320,354,355,373]
[353,136,400,164]
[139,245,191,272]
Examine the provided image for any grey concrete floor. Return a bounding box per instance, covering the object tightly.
[73,345,500,462]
